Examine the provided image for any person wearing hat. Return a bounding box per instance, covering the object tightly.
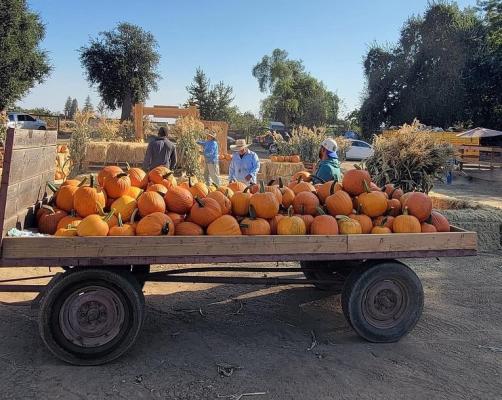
[197,129,220,186]
[143,126,177,171]
[311,138,342,184]
[228,139,260,185]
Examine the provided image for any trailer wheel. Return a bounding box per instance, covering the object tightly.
[300,261,354,291]
[341,261,423,343]
[39,269,145,365]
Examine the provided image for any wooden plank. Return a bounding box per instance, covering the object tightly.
[11,129,57,149]
[347,232,477,253]
[8,145,55,185]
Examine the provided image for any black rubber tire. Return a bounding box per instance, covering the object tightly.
[39,268,145,365]
[341,261,424,343]
[132,265,150,288]
[38,126,46,130]
[300,260,355,291]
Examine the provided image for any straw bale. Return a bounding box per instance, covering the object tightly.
[84,142,108,163]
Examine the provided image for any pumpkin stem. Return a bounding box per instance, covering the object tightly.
[296,176,303,184]
[188,176,193,187]
[278,177,284,188]
[156,191,166,197]
[117,213,124,227]
[379,217,388,227]
[316,207,326,216]
[362,180,371,193]
[97,202,106,216]
[194,197,204,207]
[311,175,325,184]
[211,182,219,189]
[402,206,410,215]
[329,180,336,195]
[259,181,266,193]
[287,205,294,217]
[239,223,249,229]
[336,215,350,222]
[353,163,362,170]
[243,186,251,193]
[125,161,131,171]
[267,179,276,186]
[103,209,115,222]
[161,222,170,235]
[116,172,128,179]
[90,174,95,188]
[130,208,139,223]
[77,176,88,187]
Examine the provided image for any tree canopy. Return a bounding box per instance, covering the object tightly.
[252,49,339,127]
[186,68,234,121]
[0,0,51,111]
[79,22,161,121]
[360,2,502,135]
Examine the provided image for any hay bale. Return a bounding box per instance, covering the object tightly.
[84,142,108,163]
[105,142,147,165]
[264,161,304,182]
[429,193,482,210]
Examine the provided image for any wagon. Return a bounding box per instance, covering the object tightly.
[0,129,478,365]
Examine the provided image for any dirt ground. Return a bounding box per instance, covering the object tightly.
[0,254,501,400]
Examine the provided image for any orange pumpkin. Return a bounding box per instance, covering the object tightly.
[421,222,437,233]
[55,226,78,237]
[387,198,402,216]
[47,181,79,212]
[111,195,137,221]
[215,185,234,199]
[278,177,295,208]
[127,186,144,199]
[77,212,113,237]
[310,208,339,235]
[430,210,450,232]
[228,181,247,193]
[167,212,184,226]
[56,211,82,230]
[73,175,107,218]
[240,205,271,235]
[348,212,373,234]
[292,191,320,216]
[108,213,136,236]
[265,180,283,204]
[127,166,148,189]
[290,155,301,163]
[175,221,204,236]
[277,207,307,235]
[249,181,279,219]
[373,215,394,231]
[337,215,362,234]
[358,182,388,218]
[268,214,285,235]
[38,206,68,234]
[393,208,421,233]
[325,190,353,216]
[224,153,232,161]
[61,178,83,187]
[371,223,392,234]
[294,213,314,234]
[137,191,166,216]
[277,155,285,162]
[148,166,177,189]
[98,166,123,187]
[231,188,252,216]
[185,177,208,198]
[292,181,316,195]
[164,186,194,214]
[190,197,222,227]
[104,172,131,198]
[207,215,242,235]
[207,190,232,215]
[342,168,371,196]
[147,183,168,196]
[316,180,338,204]
[136,212,175,236]
[404,192,432,222]
[270,155,278,162]
[292,171,311,182]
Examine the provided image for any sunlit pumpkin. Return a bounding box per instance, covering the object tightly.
[38,206,68,235]
[104,172,131,198]
[325,190,353,216]
[231,188,252,216]
[127,165,148,189]
[73,175,106,218]
[207,215,242,235]
[190,197,222,227]
[337,215,362,235]
[77,212,113,237]
[98,166,123,187]
[342,167,371,196]
[108,213,136,236]
[164,186,194,214]
[240,205,271,235]
[277,207,306,235]
[292,191,320,216]
[430,210,450,232]
[175,221,204,236]
[357,182,388,218]
[393,208,421,233]
[136,212,175,236]
[137,191,166,216]
[111,195,137,221]
[249,181,279,219]
[403,192,432,222]
[310,208,339,235]
[207,190,232,215]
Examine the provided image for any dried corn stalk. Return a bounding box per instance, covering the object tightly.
[365,119,455,193]
[171,116,205,179]
[69,111,93,177]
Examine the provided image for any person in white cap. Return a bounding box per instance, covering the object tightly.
[228,139,260,185]
[311,138,342,184]
[197,129,220,186]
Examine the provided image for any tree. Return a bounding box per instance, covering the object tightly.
[186,68,234,121]
[0,0,51,111]
[69,99,79,120]
[83,95,94,113]
[252,49,339,127]
[80,23,161,121]
[360,2,502,135]
[226,106,265,140]
[64,97,72,118]
[96,100,107,116]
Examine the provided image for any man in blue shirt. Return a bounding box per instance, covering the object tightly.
[197,129,220,186]
[229,139,260,184]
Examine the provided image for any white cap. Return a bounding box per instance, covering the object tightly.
[321,138,338,153]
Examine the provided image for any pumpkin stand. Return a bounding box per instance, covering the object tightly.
[0,128,478,366]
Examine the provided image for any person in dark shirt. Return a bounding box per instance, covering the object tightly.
[143,127,177,171]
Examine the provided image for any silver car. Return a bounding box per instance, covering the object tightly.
[345,139,374,160]
[7,112,47,130]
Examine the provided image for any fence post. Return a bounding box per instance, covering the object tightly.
[134,103,144,141]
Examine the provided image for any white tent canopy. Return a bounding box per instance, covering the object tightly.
[456,127,502,138]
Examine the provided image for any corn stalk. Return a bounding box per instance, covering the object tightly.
[68,111,92,177]
[171,116,205,179]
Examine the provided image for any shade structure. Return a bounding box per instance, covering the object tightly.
[456,127,502,138]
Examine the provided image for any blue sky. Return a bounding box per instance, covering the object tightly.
[21,0,477,117]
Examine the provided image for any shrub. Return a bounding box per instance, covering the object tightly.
[118,120,136,142]
[95,117,119,141]
[171,116,205,178]
[365,119,455,193]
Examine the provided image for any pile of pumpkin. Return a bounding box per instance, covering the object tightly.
[36,165,450,238]
[218,153,232,161]
[270,155,301,163]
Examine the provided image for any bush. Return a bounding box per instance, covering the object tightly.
[95,117,120,141]
[171,116,205,178]
[365,120,455,193]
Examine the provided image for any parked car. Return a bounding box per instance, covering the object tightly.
[7,112,47,130]
[345,139,374,160]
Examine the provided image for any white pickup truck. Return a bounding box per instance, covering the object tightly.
[7,112,47,130]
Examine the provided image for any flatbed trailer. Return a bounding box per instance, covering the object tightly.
[0,129,477,365]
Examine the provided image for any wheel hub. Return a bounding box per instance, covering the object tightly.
[363,279,408,329]
[59,286,125,348]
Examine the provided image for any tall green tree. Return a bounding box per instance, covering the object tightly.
[64,97,72,118]
[80,23,161,121]
[186,68,234,121]
[83,95,94,113]
[69,98,78,120]
[0,0,51,111]
[252,49,339,127]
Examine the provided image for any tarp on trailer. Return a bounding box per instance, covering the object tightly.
[456,127,502,138]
